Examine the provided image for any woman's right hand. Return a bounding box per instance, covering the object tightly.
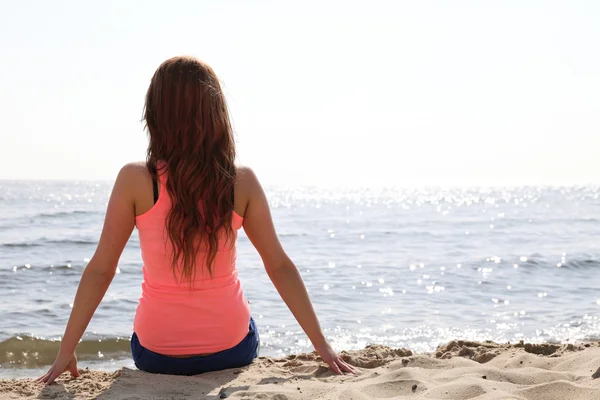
[36,351,80,385]
[314,341,357,374]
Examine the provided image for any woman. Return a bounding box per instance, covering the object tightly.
[37,56,355,384]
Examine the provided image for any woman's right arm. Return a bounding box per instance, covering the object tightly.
[239,167,355,374]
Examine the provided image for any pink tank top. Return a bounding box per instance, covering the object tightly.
[133,171,251,355]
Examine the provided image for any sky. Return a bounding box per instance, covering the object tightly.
[0,0,598,186]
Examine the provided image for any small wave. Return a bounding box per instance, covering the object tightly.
[558,259,600,270]
[45,239,96,246]
[0,335,131,367]
[36,210,97,219]
[1,238,96,249]
[0,242,42,249]
[514,257,599,270]
[7,263,85,273]
[44,264,84,271]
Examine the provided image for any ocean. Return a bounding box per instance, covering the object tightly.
[0,181,598,378]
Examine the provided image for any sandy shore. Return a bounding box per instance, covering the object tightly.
[2,341,599,400]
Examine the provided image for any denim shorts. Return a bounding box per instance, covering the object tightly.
[131,317,259,375]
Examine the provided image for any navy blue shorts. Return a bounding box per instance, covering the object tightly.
[131,318,260,375]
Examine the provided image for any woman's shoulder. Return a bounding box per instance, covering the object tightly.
[117,161,151,181]
[115,162,153,194]
[235,165,261,193]
[119,161,150,174]
[233,165,262,217]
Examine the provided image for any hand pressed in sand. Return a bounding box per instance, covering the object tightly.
[36,352,80,385]
[314,341,357,374]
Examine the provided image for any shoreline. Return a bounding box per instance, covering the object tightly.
[2,340,599,400]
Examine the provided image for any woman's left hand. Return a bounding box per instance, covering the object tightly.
[36,352,80,385]
[314,340,357,375]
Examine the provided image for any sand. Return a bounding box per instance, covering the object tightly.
[1,341,600,400]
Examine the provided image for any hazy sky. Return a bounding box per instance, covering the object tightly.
[0,0,598,186]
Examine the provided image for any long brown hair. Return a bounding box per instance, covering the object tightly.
[143,56,236,281]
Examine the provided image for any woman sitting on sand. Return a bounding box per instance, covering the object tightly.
[37,56,355,384]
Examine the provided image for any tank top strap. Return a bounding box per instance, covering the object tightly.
[152,177,159,204]
[152,161,168,204]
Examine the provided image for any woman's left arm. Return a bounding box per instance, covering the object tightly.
[37,165,137,385]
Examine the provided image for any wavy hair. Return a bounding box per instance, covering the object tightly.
[143,56,236,281]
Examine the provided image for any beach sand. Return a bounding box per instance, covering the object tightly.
[1,341,599,399]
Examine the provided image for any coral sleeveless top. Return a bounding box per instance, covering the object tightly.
[133,170,251,355]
